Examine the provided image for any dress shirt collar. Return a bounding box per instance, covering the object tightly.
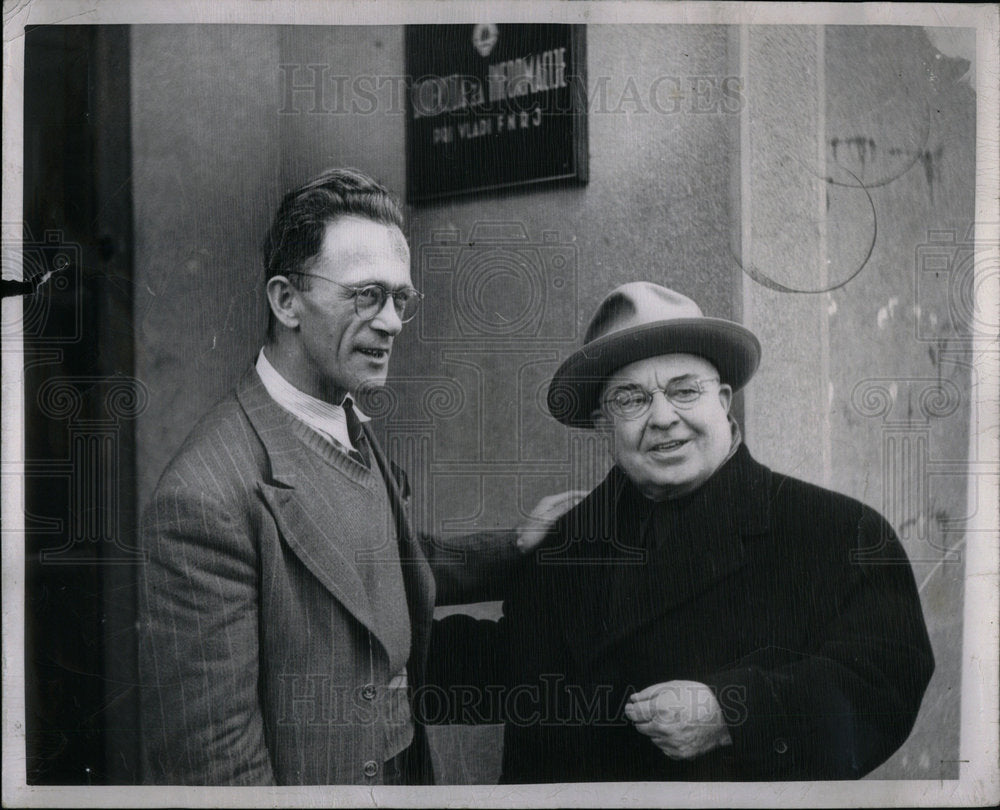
[255,347,369,451]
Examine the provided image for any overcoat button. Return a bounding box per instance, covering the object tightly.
[363,760,378,778]
[362,684,376,701]
[774,738,789,754]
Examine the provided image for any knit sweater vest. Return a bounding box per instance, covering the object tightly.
[287,418,413,758]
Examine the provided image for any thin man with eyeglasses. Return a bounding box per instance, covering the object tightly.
[136,168,571,785]
[427,282,935,782]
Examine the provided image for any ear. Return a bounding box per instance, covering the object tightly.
[717,383,733,414]
[266,275,302,331]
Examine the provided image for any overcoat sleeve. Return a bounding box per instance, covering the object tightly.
[138,483,275,785]
[389,461,525,605]
[421,545,542,725]
[417,532,522,723]
[702,506,934,779]
[419,530,523,605]
[421,613,507,725]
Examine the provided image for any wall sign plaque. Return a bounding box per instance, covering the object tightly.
[405,24,588,202]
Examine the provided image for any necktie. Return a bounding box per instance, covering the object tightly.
[342,396,370,467]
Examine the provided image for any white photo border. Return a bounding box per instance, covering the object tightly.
[3,1,997,807]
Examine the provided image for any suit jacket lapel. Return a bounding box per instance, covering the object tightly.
[366,423,435,679]
[237,369,379,644]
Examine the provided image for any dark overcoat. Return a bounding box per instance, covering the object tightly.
[428,444,934,782]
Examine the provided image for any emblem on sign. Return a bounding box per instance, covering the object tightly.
[472,24,499,57]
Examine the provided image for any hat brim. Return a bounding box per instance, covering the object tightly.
[546,318,761,428]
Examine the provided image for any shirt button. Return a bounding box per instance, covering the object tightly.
[361,684,376,701]
[774,738,789,754]
[363,760,378,778]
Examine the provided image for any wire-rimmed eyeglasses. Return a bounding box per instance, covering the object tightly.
[288,272,424,323]
[600,377,721,420]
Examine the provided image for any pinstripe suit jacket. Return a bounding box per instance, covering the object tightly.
[138,368,511,785]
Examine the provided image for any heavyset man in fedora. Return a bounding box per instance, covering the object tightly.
[428,282,934,782]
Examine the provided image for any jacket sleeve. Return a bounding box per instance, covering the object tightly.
[137,483,275,785]
[702,507,934,779]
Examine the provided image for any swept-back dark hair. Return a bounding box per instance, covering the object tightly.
[261,167,405,339]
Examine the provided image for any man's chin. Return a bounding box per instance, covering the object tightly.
[634,464,702,499]
[357,372,389,390]
[349,365,389,389]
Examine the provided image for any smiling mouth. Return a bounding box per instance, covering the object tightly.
[358,348,390,360]
[648,438,689,453]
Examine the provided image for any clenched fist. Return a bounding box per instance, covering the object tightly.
[624,680,733,760]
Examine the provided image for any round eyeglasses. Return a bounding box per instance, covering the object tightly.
[289,272,424,323]
[600,377,720,420]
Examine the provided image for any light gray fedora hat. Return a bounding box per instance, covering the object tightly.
[547,282,761,428]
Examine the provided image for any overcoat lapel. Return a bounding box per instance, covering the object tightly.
[539,469,638,663]
[237,371,383,648]
[548,446,770,664]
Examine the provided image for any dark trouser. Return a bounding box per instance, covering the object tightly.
[383,724,434,785]
[383,743,412,786]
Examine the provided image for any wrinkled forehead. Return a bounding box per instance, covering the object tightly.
[605,353,721,389]
[315,216,411,284]
[323,216,410,259]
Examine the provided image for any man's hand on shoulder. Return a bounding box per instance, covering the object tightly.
[624,680,733,760]
[516,489,589,554]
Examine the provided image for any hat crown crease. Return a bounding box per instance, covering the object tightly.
[586,282,705,342]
